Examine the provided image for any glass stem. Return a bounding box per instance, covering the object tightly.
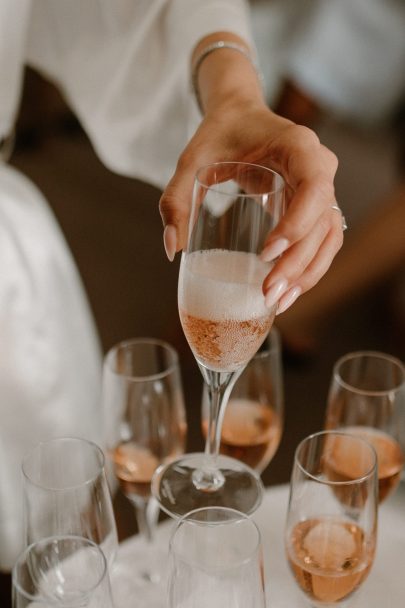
[205,377,231,457]
[193,367,242,491]
[129,496,159,543]
[127,496,161,582]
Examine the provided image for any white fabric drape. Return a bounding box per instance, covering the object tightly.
[0,165,102,569]
[0,0,253,569]
[3,0,252,188]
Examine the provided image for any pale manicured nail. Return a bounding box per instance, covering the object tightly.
[264,278,288,309]
[276,286,302,315]
[163,225,177,262]
[260,238,289,262]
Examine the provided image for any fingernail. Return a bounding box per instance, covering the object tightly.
[264,278,288,309]
[276,286,302,315]
[260,238,289,262]
[163,225,177,262]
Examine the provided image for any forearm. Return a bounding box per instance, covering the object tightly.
[192,32,267,115]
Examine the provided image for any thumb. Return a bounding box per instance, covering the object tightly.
[159,144,210,260]
[159,117,224,260]
[159,164,193,260]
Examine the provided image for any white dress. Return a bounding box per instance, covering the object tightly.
[0,0,252,570]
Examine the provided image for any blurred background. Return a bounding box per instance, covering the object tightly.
[7,0,405,542]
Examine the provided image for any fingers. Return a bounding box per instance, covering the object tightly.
[263,206,344,312]
[159,117,340,279]
[265,150,338,251]
[262,125,338,251]
[259,125,340,311]
[277,228,342,314]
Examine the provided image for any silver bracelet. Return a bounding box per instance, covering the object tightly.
[191,40,263,114]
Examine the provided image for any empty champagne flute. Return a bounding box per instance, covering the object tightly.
[22,437,118,567]
[285,430,378,607]
[12,536,114,607]
[153,161,285,518]
[201,327,284,474]
[168,506,266,608]
[325,351,405,502]
[102,338,186,586]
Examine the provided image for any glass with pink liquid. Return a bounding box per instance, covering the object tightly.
[285,430,378,607]
[325,351,405,503]
[152,161,285,518]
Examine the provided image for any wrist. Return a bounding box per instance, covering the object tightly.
[204,92,267,119]
[192,34,265,115]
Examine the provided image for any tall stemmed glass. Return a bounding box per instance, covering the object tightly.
[325,351,405,502]
[102,338,186,586]
[153,161,285,517]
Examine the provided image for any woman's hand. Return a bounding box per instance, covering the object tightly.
[159,99,342,314]
[160,31,342,313]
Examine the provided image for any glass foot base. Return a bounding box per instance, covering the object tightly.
[151,453,264,518]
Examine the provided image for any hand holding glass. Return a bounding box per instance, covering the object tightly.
[153,161,285,518]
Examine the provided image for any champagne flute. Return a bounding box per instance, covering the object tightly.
[153,161,285,518]
[12,536,114,607]
[285,430,378,607]
[325,351,405,502]
[102,338,186,585]
[201,327,284,474]
[168,506,266,608]
[22,437,118,567]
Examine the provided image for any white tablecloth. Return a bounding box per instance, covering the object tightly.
[112,483,405,607]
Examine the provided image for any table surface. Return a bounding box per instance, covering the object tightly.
[111,482,405,607]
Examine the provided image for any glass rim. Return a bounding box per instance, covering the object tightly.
[12,535,108,603]
[104,336,180,381]
[333,350,405,395]
[195,161,285,197]
[294,429,378,486]
[21,436,106,491]
[169,505,262,565]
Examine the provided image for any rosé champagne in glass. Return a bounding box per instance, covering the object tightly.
[153,161,285,518]
[285,431,378,607]
[325,351,405,502]
[179,249,272,372]
[103,338,186,591]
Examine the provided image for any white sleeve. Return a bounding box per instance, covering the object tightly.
[283,0,405,124]
[25,0,253,190]
[0,164,103,569]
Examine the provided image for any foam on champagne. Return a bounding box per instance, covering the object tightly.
[178,250,273,371]
[179,249,270,321]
